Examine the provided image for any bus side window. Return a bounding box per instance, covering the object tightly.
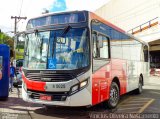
[98,35,109,59]
[92,32,109,59]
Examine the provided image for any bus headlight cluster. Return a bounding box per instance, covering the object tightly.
[70,79,88,95]
[80,81,87,88]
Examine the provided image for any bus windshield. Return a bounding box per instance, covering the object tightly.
[23,27,89,70]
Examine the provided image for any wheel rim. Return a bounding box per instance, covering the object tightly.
[109,85,119,106]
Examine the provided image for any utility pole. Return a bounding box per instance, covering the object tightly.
[11,16,27,59]
[11,16,27,34]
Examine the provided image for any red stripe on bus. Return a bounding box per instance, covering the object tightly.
[22,73,46,91]
[92,64,111,105]
[92,59,127,105]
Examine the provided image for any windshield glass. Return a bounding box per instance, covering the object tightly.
[48,28,89,70]
[23,28,89,70]
[24,31,50,69]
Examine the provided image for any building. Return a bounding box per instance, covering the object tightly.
[95,0,160,69]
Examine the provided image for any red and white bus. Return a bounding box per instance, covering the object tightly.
[18,10,149,108]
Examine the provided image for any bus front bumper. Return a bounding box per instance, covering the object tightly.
[22,85,92,107]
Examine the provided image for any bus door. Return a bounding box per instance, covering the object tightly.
[92,31,110,105]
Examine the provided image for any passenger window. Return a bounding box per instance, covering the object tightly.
[93,33,109,59]
[98,35,109,58]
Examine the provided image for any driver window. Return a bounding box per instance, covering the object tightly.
[98,35,109,58]
[92,32,109,59]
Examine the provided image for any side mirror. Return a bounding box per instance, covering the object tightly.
[14,32,26,50]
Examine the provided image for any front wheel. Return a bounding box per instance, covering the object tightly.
[103,82,120,109]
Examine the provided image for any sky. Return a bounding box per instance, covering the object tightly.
[0,0,110,35]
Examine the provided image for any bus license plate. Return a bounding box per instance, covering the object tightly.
[40,94,52,101]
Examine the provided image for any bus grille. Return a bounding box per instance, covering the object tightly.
[26,72,74,82]
[27,90,68,101]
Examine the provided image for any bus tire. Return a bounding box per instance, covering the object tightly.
[134,76,143,94]
[104,82,120,109]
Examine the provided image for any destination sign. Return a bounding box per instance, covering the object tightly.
[27,11,86,29]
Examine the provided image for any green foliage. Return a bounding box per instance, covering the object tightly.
[0,32,14,48]
[15,48,24,60]
[0,32,14,58]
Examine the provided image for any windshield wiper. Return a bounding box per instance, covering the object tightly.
[60,25,71,37]
[52,25,71,58]
[40,36,44,58]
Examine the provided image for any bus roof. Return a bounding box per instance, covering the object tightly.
[89,12,125,33]
[28,10,125,32]
[89,12,148,45]
[26,10,147,45]
[28,10,87,20]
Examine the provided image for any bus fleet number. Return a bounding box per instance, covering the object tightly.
[53,84,66,88]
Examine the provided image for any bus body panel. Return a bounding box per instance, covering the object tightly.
[22,74,46,91]
[22,70,92,106]
[22,83,92,106]
[111,59,127,94]
[92,64,111,105]
[92,59,128,105]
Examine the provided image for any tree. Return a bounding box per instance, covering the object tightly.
[0,32,13,45]
[0,32,14,58]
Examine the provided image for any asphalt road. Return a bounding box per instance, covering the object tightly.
[26,89,160,119]
[0,76,160,119]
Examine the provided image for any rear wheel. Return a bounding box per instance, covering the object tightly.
[104,82,120,109]
[134,76,143,94]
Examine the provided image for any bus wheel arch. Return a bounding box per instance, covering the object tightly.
[140,74,144,86]
[112,77,120,92]
[103,77,120,109]
[134,74,143,94]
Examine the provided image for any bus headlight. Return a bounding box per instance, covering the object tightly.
[80,80,87,88]
[71,85,79,92]
[70,79,89,95]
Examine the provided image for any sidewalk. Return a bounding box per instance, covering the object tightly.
[0,88,42,119]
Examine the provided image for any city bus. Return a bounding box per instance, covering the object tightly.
[17,10,149,108]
